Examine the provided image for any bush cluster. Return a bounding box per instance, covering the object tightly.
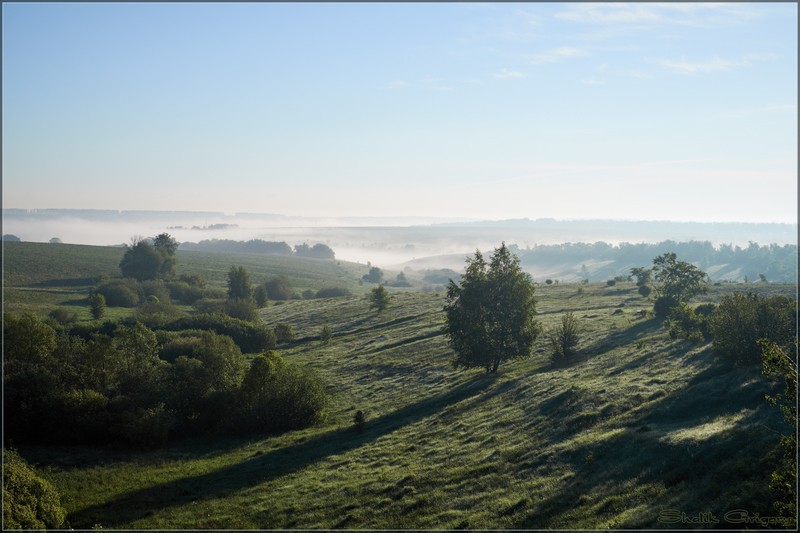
[3,313,327,449]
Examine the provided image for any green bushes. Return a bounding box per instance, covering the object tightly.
[164,313,276,353]
[710,292,797,365]
[665,303,715,343]
[96,279,141,307]
[316,287,351,298]
[3,449,67,529]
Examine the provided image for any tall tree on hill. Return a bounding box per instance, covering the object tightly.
[119,233,179,280]
[227,265,253,302]
[651,252,709,317]
[443,243,541,373]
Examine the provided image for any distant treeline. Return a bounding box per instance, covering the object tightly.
[514,240,797,282]
[180,239,335,260]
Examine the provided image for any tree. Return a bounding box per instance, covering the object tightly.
[88,293,106,320]
[2,449,67,529]
[362,267,384,284]
[152,233,179,277]
[370,285,392,312]
[443,243,541,373]
[266,275,293,300]
[254,285,268,307]
[119,240,164,280]
[548,312,580,361]
[227,265,252,301]
[651,253,708,317]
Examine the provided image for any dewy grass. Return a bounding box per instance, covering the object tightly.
[5,241,796,529]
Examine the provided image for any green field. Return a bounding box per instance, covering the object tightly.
[4,241,796,529]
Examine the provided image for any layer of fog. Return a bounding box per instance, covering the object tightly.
[3,210,797,270]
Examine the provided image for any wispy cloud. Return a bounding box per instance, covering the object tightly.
[492,68,526,79]
[555,2,760,28]
[653,53,776,74]
[530,46,589,65]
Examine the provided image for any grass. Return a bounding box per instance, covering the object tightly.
[4,242,797,529]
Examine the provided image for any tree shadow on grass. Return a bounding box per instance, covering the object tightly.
[68,373,501,528]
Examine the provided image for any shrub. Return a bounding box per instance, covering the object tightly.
[164,314,276,353]
[302,289,315,300]
[369,285,392,312]
[266,276,293,301]
[638,285,652,298]
[666,303,710,342]
[166,281,204,305]
[548,312,580,361]
[320,324,333,344]
[48,308,78,326]
[3,449,67,529]
[353,410,366,432]
[316,287,351,298]
[710,293,797,365]
[140,280,171,304]
[606,279,616,286]
[274,323,295,344]
[96,279,140,307]
[224,300,260,322]
[254,285,268,307]
[135,300,183,328]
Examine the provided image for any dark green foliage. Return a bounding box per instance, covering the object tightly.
[88,292,106,319]
[164,313,276,353]
[761,340,798,525]
[166,281,204,305]
[316,287,351,298]
[48,307,78,326]
[135,300,183,328]
[665,303,712,343]
[152,233,178,277]
[548,312,580,360]
[629,266,652,287]
[710,292,797,365]
[254,285,268,307]
[119,240,164,281]
[362,266,384,284]
[606,279,616,286]
[651,253,709,317]
[224,299,260,322]
[2,233,21,242]
[236,356,327,434]
[3,449,67,529]
[227,265,253,302]
[353,410,366,431]
[320,324,333,343]
[443,243,541,373]
[370,285,392,312]
[637,285,652,298]
[274,322,295,344]
[96,279,141,307]
[179,273,207,288]
[266,275,293,300]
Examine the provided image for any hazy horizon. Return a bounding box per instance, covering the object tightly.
[3,3,797,224]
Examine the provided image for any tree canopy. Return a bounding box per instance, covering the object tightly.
[119,233,178,280]
[651,252,708,317]
[443,243,541,373]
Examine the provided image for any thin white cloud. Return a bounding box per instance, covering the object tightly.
[530,46,589,65]
[556,2,759,28]
[653,52,776,74]
[492,68,526,79]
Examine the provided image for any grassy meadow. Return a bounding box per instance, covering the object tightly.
[3,241,796,529]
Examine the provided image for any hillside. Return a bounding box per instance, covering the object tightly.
[13,276,795,529]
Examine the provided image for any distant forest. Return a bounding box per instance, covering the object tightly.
[512,240,797,283]
[179,239,335,260]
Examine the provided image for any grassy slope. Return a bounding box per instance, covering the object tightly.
[16,279,794,529]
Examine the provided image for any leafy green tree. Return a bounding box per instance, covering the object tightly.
[88,292,106,320]
[629,266,652,287]
[369,285,392,312]
[443,243,541,373]
[152,233,179,276]
[548,312,580,361]
[274,323,295,344]
[651,253,708,317]
[227,265,252,301]
[119,239,164,281]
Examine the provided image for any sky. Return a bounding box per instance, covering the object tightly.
[3,2,797,223]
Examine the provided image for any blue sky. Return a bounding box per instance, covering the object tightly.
[3,2,797,222]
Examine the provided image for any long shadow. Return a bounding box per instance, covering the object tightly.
[69,373,500,528]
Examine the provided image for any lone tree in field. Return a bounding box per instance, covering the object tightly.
[119,233,178,280]
[443,243,541,373]
[651,252,708,317]
[369,285,392,312]
[548,312,580,361]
